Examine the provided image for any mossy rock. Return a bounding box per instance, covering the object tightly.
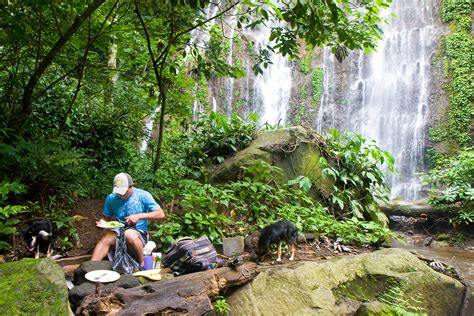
[227,248,464,315]
[209,126,332,193]
[355,301,400,315]
[0,258,71,315]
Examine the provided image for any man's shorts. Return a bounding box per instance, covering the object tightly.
[112,226,148,246]
[107,226,148,261]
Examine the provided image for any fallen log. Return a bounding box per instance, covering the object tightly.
[381,199,457,218]
[77,262,259,315]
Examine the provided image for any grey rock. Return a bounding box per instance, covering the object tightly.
[69,274,139,309]
[227,248,465,315]
[73,260,113,285]
[223,236,245,257]
[104,274,140,289]
[298,232,316,243]
[69,282,96,308]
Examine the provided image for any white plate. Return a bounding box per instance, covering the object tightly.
[96,221,125,229]
[85,270,120,283]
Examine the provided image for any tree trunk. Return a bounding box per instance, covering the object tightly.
[381,200,458,218]
[152,75,167,171]
[77,262,259,315]
[134,1,169,172]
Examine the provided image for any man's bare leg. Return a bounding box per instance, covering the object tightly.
[124,229,145,265]
[91,231,117,261]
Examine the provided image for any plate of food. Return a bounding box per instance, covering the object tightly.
[96,220,124,229]
[85,270,120,283]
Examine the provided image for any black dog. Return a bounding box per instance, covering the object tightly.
[22,220,55,258]
[257,219,298,262]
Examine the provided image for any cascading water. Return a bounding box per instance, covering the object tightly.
[249,27,292,126]
[224,22,236,117]
[170,1,444,200]
[315,0,444,200]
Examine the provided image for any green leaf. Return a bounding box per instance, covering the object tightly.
[332,196,344,210]
[300,177,312,192]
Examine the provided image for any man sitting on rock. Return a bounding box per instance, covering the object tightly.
[91,173,165,267]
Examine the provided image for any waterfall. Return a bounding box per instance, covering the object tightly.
[140,108,159,152]
[249,27,292,126]
[316,0,443,200]
[224,23,236,117]
[212,97,217,112]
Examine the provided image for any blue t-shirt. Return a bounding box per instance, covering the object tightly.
[103,188,160,231]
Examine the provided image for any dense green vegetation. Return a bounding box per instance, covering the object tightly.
[421,148,473,228]
[150,119,395,247]
[0,0,470,256]
[424,0,473,228]
[430,0,473,148]
[0,0,432,255]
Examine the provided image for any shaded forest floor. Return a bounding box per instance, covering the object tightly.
[9,199,472,266]
[68,200,378,262]
[10,199,374,263]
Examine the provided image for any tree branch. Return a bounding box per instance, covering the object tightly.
[8,0,105,132]
[50,0,63,37]
[57,0,120,137]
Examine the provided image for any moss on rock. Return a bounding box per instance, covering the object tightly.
[0,258,71,315]
[227,248,464,315]
[209,126,332,194]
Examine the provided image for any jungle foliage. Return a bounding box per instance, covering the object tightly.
[424,0,473,227]
[421,148,474,228]
[320,129,395,226]
[149,117,395,247]
[0,0,396,253]
[430,0,472,148]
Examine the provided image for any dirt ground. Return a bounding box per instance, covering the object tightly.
[68,199,105,257]
[67,199,373,262]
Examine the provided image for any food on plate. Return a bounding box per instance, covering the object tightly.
[96,220,124,228]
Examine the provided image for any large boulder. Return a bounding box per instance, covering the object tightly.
[227,248,465,315]
[209,126,332,192]
[0,258,71,314]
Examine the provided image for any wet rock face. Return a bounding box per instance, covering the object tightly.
[227,248,465,315]
[0,258,71,314]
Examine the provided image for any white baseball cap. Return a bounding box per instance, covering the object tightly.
[113,173,134,195]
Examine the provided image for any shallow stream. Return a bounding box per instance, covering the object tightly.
[391,238,474,287]
[390,223,474,315]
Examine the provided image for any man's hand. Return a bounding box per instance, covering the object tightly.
[125,214,141,226]
[96,219,106,226]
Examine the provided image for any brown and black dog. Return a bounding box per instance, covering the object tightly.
[256,219,298,262]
